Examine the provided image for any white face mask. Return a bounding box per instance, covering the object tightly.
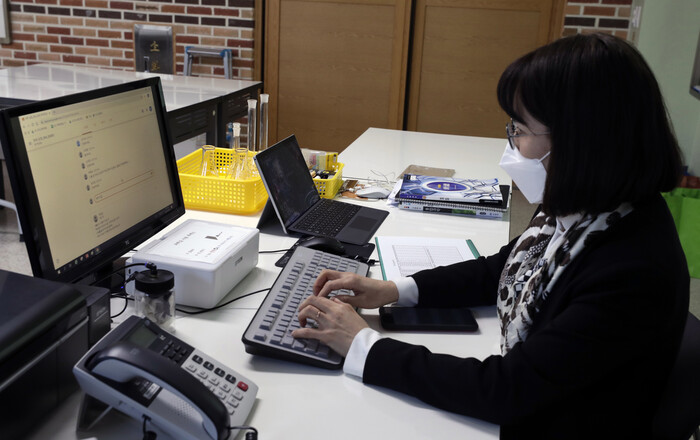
[499,141,550,204]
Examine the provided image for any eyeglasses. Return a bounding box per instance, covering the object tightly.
[505,119,550,150]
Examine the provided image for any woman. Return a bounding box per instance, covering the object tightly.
[292,33,689,438]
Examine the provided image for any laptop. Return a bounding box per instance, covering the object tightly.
[254,135,388,245]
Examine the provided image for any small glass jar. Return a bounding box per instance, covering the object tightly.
[134,266,176,332]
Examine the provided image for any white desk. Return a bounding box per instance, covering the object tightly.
[29,128,509,439]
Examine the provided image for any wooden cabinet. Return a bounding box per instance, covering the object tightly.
[406,0,565,138]
[263,0,564,151]
[264,0,411,152]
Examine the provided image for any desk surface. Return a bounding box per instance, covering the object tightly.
[29,128,508,439]
[0,63,261,111]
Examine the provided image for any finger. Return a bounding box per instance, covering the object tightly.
[313,269,340,296]
[331,296,356,311]
[292,327,320,341]
[301,294,333,313]
[330,294,359,307]
[297,304,318,327]
[317,276,354,298]
[298,303,326,328]
[298,294,322,312]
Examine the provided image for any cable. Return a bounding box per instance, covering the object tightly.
[110,292,131,319]
[141,415,156,440]
[109,270,139,319]
[90,262,147,287]
[229,425,258,440]
[350,255,377,266]
[258,249,291,254]
[176,288,270,315]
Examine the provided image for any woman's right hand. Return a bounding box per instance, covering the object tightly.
[311,269,399,309]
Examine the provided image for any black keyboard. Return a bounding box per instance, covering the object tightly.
[293,199,361,236]
[242,246,369,369]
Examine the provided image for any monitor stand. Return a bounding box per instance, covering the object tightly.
[74,256,130,292]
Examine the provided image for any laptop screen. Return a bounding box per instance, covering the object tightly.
[254,135,321,229]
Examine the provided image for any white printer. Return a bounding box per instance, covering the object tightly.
[126,219,259,309]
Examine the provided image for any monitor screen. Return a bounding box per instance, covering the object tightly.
[0,77,185,285]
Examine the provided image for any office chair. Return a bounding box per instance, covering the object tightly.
[652,312,700,440]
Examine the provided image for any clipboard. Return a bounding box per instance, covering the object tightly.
[374,236,480,280]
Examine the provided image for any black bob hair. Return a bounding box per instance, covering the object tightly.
[497,33,683,217]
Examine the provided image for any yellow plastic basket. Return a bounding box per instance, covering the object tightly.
[314,162,344,199]
[177,148,268,214]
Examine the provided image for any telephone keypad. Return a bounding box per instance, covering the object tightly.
[182,351,250,417]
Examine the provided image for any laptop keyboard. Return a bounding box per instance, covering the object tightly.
[293,199,361,237]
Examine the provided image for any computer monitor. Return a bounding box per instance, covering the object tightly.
[0,77,185,286]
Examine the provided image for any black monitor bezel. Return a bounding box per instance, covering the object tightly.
[0,77,185,284]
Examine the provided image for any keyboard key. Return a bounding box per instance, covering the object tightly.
[316,345,330,359]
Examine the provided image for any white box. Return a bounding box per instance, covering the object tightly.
[125,219,259,308]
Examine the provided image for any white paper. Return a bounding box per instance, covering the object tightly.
[375,236,477,280]
[147,220,251,264]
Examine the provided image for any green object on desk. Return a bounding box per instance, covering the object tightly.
[663,188,700,278]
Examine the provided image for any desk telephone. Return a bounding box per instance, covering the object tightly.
[73,315,258,440]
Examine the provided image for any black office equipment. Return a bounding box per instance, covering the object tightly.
[243,246,369,369]
[254,135,388,245]
[379,306,479,332]
[74,316,258,440]
[0,269,107,439]
[0,77,185,288]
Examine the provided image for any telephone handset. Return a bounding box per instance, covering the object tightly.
[74,315,258,440]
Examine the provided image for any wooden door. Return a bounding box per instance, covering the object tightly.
[406,0,565,138]
[265,0,412,152]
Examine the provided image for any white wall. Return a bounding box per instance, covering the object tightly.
[637,0,700,175]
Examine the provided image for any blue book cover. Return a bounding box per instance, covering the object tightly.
[398,174,502,204]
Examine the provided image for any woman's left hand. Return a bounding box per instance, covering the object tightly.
[292,295,368,357]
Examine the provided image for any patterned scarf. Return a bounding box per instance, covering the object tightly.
[497,203,633,354]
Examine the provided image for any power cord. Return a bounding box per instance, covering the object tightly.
[142,415,259,440]
[90,262,147,287]
[175,288,270,315]
[229,425,258,440]
[109,263,149,319]
[142,415,156,440]
[258,248,291,254]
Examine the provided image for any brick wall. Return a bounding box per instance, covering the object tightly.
[0,0,632,81]
[563,0,633,40]
[1,0,255,79]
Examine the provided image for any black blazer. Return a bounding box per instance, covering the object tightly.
[363,194,689,439]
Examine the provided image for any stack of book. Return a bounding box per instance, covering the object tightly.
[396,174,509,219]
